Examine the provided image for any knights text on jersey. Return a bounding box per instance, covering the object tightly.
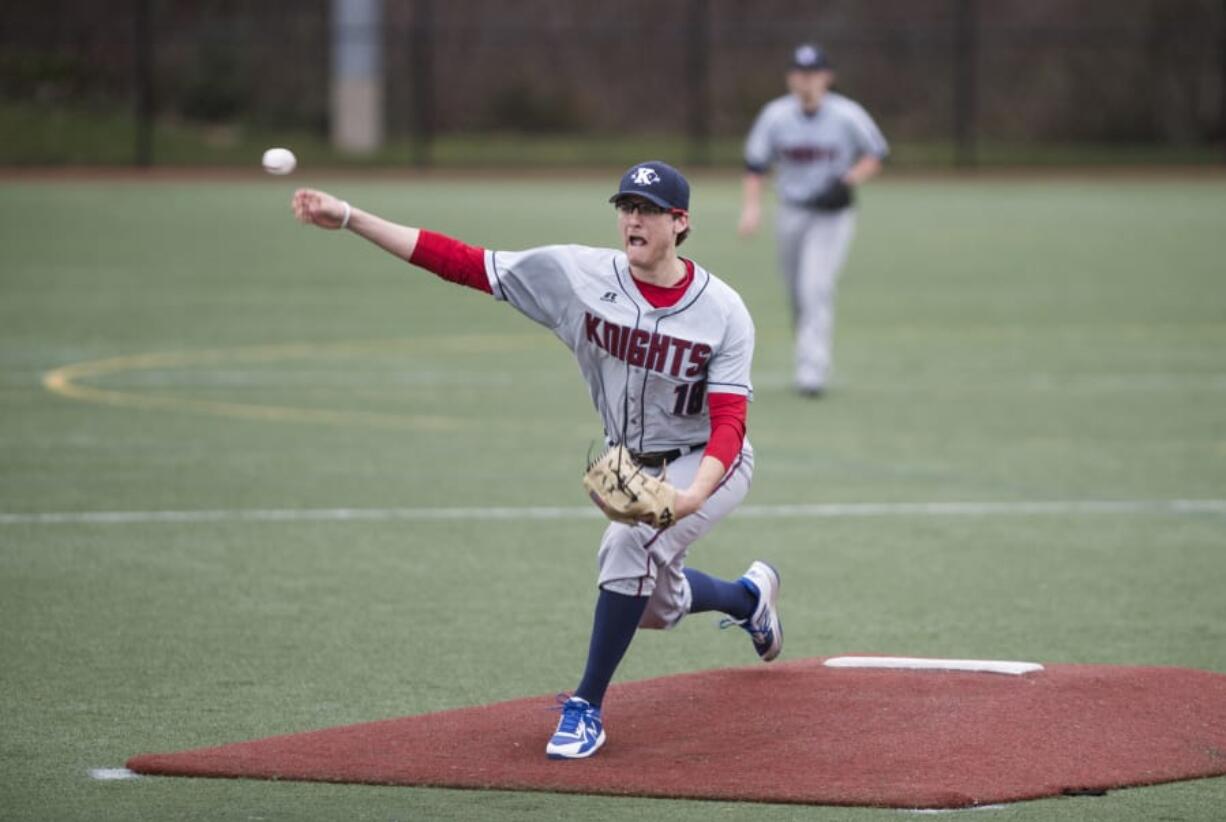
[483,244,754,454]
[744,91,888,205]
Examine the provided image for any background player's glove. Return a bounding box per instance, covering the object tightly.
[582,445,677,528]
[809,179,854,211]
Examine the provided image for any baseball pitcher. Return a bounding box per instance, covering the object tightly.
[291,161,782,761]
[739,43,888,396]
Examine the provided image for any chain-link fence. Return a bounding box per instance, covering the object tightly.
[2,0,1223,166]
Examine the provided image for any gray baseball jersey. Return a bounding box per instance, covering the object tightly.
[745,91,889,204]
[482,244,754,454]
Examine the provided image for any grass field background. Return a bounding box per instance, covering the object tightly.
[2,172,1225,820]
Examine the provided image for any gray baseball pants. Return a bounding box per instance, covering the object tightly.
[596,443,754,629]
[776,204,858,391]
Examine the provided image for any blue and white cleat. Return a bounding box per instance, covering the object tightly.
[546,696,606,760]
[722,561,783,661]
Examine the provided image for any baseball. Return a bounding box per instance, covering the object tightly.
[261,147,297,175]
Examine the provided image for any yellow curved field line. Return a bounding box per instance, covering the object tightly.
[41,336,541,432]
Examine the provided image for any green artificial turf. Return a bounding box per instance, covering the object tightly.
[1,173,1224,820]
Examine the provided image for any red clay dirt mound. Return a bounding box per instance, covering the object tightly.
[127,658,1226,809]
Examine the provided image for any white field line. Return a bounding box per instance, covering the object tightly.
[901,806,1007,815]
[2,499,1224,526]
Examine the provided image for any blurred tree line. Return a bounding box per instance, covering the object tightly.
[1,0,1222,165]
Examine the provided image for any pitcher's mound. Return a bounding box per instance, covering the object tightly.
[127,658,1226,809]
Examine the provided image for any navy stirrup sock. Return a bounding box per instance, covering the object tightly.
[575,588,649,708]
[684,567,756,621]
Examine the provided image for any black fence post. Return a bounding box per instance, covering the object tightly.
[686,0,710,167]
[1220,0,1226,162]
[133,0,154,167]
[410,0,435,168]
[953,0,978,167]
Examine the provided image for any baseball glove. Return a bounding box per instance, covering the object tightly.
[809,179,854,211]
[582,445,677,528]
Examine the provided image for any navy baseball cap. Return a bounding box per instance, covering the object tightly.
[609,161,690,212]
[791,43,832,71]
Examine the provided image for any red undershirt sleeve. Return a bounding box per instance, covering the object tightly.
[407,229,492,294]
[704,392,748,470]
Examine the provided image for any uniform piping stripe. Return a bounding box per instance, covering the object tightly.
[611,260,644,452]
[640,526,667,589]
[656,263,711,320]
[712,451,747,496]
[487,250,506,299]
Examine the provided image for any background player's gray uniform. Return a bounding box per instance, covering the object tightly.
[745,91,888,391]
[484,244,754,628]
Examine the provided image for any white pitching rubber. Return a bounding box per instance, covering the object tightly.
[824,656,1044,676]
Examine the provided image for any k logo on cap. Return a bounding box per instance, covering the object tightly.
[631,167,661,186]
[790,42,831,71]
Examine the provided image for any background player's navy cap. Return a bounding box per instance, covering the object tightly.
[791,43,832,71]
[609,161,690,212]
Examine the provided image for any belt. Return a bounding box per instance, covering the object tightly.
[629,442,707,468]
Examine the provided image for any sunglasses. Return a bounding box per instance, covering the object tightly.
[614,200,676,217]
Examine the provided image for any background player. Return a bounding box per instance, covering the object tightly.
[738,43,889,397]
[290,161,782,760]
